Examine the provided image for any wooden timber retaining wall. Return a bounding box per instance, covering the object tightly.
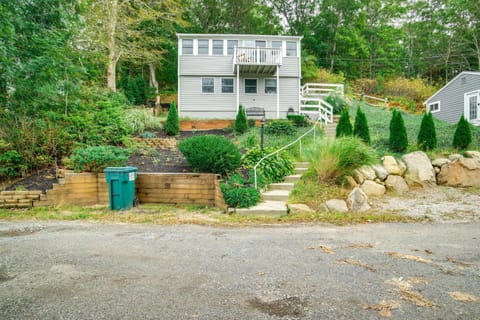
[37,172,225,209]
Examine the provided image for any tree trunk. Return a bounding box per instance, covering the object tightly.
[106,0,118,91]
[149,63,160,116]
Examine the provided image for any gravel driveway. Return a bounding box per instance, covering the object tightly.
[1,221,479,319]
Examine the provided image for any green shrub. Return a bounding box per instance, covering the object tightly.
[306,137,377,182]
[235,105,248,134]
[389,109,408,152]
[178,135,241,175]
[324,93,348,114]
[287,114,309,127]
[452,115,472,150]
[139,131,157,138]
[0,150,27,178]
[353,107,371,144]
[241,147,294,186]
[248,119,256,128]
[265,120,296,136]
[70,146,131,173]
[335,108,353,138]
[221,184,261,208]
[125,108,163,134]
[165,101,179,136]
[417,112,437,151]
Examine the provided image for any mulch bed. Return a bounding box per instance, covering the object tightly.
[3,129,234,192]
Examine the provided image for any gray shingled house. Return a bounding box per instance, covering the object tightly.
[177,33,304,120]
[424,71,480,125]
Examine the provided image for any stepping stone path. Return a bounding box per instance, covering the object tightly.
[235,162,309,216]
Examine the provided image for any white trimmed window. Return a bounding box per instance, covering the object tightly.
[245,79,257,94]
[221,78,234,93]
[286,41,297,57]
[428,101,440,113]
[212,40,224,55]
[182,39,193,55]
[198,39,209,55]
[265,79,277,94]
[227,40,238,55]
[202,78,214,93]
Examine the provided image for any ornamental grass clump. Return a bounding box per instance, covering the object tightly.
[417,112,437,151]
[306,137,377,183]
[452,115,472,150]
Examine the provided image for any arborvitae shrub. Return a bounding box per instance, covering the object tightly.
[165,101,179,136]
[353,107,371,144]
[452,115,472,150]
[178,135,241,175]
[417,112,437,151]
[335,108,352,138]
[389,109,408,152]
[235,105,248,134]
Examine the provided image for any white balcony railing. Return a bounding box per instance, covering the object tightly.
[234,47,282,66]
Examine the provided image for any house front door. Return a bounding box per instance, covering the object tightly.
[465,91,480,122]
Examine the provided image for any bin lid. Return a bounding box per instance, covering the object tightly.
[104,166,138,173]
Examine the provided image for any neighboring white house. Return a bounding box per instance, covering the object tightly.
[425,71,480,125]
[177,33,303,120]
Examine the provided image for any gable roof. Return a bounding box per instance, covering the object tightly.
[425,71,480,104]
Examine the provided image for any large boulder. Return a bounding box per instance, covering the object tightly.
[432,158,451,168]
[372,164,388,181]
[382,156,401,175]
[353,169,365,184]
[465,150,480,160]
[359,165,376,181]
[437,157,480,187]
[347,188,371,212]
[401,151,436,187]
[288,203,315,214]
[385,175,409,194]
[325,199,349,213]
[360,180,386,197]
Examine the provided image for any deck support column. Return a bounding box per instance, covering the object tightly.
[236,68,240,113]
[276,65,280,119]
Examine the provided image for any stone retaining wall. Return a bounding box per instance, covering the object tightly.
[0,191,42,208]
[36,172,225,209]
[131,137,177,149]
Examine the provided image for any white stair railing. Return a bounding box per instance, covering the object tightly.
[299,97,333,124]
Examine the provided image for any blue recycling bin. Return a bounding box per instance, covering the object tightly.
[104,167,137,210]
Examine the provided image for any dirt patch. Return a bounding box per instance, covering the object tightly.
[5,168,57,192]
[248,296,307,317]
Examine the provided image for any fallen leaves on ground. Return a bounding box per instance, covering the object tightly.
[386,252,432,264]
[319,245,335,254]
[335,259,376,272]
[449,292,480,303]
[385,277,435,307]
[364,300,400,318]
[347,243,374,249]
[446,257,474,267]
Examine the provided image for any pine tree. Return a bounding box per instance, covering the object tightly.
[165,101,179,136]
[234,105,248,134]
[335,108,353,138]
[389,109,408,152]
[417,112,437,151]
[452,115,472,150]
[353,107,371,144]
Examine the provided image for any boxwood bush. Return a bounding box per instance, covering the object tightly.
[265,120,296,136]
[178,135,241,175]
[70,146,131,173]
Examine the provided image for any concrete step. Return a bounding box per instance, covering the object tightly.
[293,162,310,169]
[269,182,295,191]
[262,189,290,202]
[235,200,287,216]
[295,167,308,174]
[284,174,302,183]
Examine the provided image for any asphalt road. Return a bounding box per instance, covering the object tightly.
[1,221,479,319]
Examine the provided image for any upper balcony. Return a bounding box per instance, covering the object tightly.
[234,47,282,74]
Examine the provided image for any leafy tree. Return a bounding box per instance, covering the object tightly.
[417,112,437,150]
[452,115,472,150]
[389,109,408,152]
[165,101,179,136]
[235,105,248,134]
[353,107,371,144]
[335,108,353,138]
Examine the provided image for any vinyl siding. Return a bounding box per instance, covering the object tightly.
[426,73,480,124]
[179,76,299,119]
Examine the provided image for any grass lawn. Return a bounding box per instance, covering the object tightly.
[349,101,480,155]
